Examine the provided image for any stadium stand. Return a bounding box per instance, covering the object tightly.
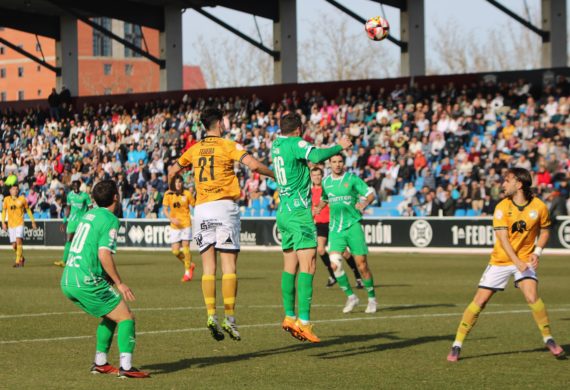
[0,75,569,219]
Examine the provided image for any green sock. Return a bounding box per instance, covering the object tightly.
[297,272,314,322]
[62,241,71,263]
[336,272,354,297]
[117,319,136,353]
[281,272,296,318]
[96,318,116,353]
[363,277,376,298]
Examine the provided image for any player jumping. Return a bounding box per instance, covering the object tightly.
[2,184,37,267]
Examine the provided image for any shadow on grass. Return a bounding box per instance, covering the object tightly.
[374,284,412,288]
[144,332,451,374]
[379,303,456,312]
[459,344,569,361]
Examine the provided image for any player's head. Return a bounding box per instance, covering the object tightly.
[504,167,533,199]
[171,174,184,193]
[92,180,119,211]
[329,154,345,175]
[9,184,19,197]
[280,113,303,136]
[71,180,81,193]
[310,167,323,186]
[201,107,224,135]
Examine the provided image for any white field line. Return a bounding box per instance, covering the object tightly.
[2,303,570,320]
[2,307,570,345]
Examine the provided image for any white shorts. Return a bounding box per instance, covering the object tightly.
[193,200,240,253]
[8,225,24,243]
[478,264,538,291]
[170,227,192,243]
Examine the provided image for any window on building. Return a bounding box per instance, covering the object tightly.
[104,88,112,95]
[0,68,5,78]
[35,43,41,52]
[37,65,41,72]
[18,90,24,100]
[92,17,112,56]
[37,89,42,96]
[1,92,6,102]
[126,88,133,94]
[124,23,143,58]
[103,64,112,75]
[0,46,4,55]
[125,64,133,76]
[18,67,23,77]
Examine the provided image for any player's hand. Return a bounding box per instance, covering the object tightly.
[515,261,529,273]
[338,136,353,150]
[32,222,37,230]
[529,254,540,270]
[117,283,136,302]
[1,223,6,232]
[355,202,367,212]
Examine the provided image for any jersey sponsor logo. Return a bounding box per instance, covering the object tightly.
[494,210,503,219]
[529,210,538,220]
[409,219,433,247]
[84,214,95,221]
[298,140,307,148]
[511,220,528,234]
[557,220,570,249]
[199,148,215,155]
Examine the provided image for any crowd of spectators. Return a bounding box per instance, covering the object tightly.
[1,75,569,220]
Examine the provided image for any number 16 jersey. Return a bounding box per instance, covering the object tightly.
[177,136,248,205]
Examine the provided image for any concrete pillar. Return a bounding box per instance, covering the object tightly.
[160,5,183,91]
[273,0,297,84]
[56,14,78,96]
[542,0,567,68]
[400,0,425,77]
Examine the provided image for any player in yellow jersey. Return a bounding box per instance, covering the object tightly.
[447,168,565,362]
[163,175,196,282]
[1,185,37,267]
[168,107,274,342]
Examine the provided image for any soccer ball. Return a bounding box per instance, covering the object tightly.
[365,16,389,41]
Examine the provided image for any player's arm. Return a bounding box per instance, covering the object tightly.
[99,249,135,301]
[529,207,552,269]
[168,148,193,188]
[353,176,376,212]
[61,204,70,232]
[241,154,275,179]
[307,136,352,164]
[24,200,36,229]
[1,203,6,231]
[314,186,329,215]
[495,230,527,272]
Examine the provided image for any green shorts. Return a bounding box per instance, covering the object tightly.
[276,208,317,251]
[329,223,368,255]
[66,220,79,235]
[61,283,121,317]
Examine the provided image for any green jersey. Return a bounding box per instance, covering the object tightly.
[322,173,373,233]
[67,191,92,222]
[61,208,120,288]
[271,136,315,211]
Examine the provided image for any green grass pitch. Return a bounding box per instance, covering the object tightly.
[1,249,569,389]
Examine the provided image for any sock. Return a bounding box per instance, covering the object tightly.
[297,272,314,323]
[96,318,117,362]
[62,241,71,263]
[16,244,23,263]
[222,273,237,317]
[281,271,296,318]
[117,319,136,369]
[363,277,376,298]
[453,301,482,347]
[182,247,192,271]
[336,272,354,297]
[346,255,362,279]
[320,252,336,279]
[172,249,184,263]
[529,298,552,342]
[202,274,216,316]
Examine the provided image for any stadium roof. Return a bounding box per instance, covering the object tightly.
[0,1,407,38]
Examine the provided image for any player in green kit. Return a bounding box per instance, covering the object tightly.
[316,154,378,314]
[61,180,149,378]
[54,180,92,267]
[271,113,352,343]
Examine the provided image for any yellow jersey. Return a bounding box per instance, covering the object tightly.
[490,197,551,266]
[162,190,195,229]
[2,195,29,228]
[177,136,247,205]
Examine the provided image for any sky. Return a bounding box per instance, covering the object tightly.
[181,0,569,83]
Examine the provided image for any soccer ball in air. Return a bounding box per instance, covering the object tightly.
[365,16,389,41]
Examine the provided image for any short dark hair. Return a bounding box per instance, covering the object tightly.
[201,107,223,130]
[280,113,302,135]
[508,167,533,199]
[330,153,345,163]
[311,167,323,175]
[92,180,118,208]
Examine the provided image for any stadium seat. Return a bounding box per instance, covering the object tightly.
[466,209,477,217]
[454,209,466,217]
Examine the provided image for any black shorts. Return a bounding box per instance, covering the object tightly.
[316,223,329,238]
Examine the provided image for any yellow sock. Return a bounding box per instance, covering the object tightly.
[222,273,237,317]
[202,275,216,316]
[172,249,184,263]
[529,298,552,341]
[16,244,23,263]
[182,247,192,271]
[453,302,482,346]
